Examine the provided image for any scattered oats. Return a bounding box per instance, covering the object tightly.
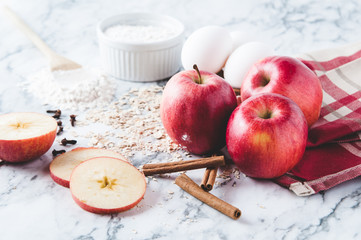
[233,168,241,179]
[257,203,266,209]
[232,181,236,187]
[158,173,171,178]
[106,141,115,148]
[153,131,164,139]
[132,230,138,234]
[218,166,237,180]
[168,191,174,195]
[90,137,99,145]
[84,86,182,160]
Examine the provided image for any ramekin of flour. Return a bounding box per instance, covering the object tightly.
[97,13,185,82]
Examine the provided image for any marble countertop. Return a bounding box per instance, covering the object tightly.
[1,0,361,239]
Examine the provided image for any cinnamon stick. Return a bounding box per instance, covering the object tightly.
[175,173,241,220]
[142,156,225,176]
[201,167,218,192]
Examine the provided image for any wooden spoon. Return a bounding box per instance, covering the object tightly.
[2,6,82,72]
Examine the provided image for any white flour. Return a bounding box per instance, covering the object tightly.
[104,24,176,43]
[22,67,116,111]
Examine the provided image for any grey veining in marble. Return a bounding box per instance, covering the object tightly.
[1,0,361,239]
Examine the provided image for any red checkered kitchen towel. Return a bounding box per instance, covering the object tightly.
[274,42,361,196]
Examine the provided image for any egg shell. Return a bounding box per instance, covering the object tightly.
[224,41,275,88]
[181,26,233,73]
[230,30,255,52]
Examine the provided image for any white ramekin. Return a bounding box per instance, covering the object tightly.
[97,12,185,82]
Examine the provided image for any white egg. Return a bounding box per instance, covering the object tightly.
[224,41,275,88]
[181,26,233,73]
[229,30,255,52]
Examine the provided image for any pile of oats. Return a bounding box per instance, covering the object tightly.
[83,85,183,161]
[215,166,242,188]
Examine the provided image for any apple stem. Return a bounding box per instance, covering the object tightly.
[193,64,202,84]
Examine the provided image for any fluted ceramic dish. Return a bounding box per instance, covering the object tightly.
[97,12,185,82]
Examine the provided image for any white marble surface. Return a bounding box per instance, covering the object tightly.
[1,0,361,239]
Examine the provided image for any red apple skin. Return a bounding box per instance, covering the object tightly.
[49,147,128,188]
[50,148,89,188]
[50,170,70,188]
[71,191,144,214]
[0,131,56,162]
[0,112,57,163]
[161,69,237,155]
[240,56,323,127]
[226,93,308,179]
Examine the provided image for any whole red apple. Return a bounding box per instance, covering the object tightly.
[161,65,237,155]
[240,56,322,127]
[226,93,308,179]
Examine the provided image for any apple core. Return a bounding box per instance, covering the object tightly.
[97,176,117,190]
[10,121,29,129]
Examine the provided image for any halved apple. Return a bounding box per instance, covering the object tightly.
[70,157,146,214]
[0,112,57,162]
[50,147,128,188]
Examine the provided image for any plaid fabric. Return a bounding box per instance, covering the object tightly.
[274,42,361,196]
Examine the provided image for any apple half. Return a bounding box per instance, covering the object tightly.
[0,112,57,162]
[70,157,146,214]
[50,147,128,188]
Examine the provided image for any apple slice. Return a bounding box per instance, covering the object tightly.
[0,112,57,162]
[50,147,128,188]
[70,157,146,214]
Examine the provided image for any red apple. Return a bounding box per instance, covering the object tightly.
[0,112,57,162]
[50,147,128,188]
[240,56,323,127]
[161,65,237,155]
[70,157,146,214]
[226,93,308,179]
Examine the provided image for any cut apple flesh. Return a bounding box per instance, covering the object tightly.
[0,112,57,162]
[50,147,128,188]
[0,112,57,140]
[70,157,146,214]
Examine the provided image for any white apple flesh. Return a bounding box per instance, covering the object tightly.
[50,147,128,188]
[226,93,308,179]
[70,157,146,214]
[0,112,57,162]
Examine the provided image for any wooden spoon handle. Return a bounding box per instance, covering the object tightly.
[2,6,57,60]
